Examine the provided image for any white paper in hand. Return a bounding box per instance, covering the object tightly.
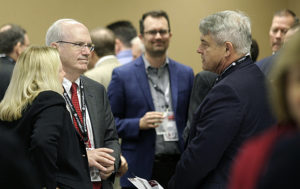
[128,176,164,189]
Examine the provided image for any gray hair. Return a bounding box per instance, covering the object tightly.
[45,18,81,46]
[199,10,252,54]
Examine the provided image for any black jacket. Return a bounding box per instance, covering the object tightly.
[0,91,92,189]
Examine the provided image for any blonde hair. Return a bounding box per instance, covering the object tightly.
[270,31,300,123]
[0,46,63,121]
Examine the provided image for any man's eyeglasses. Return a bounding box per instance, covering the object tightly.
[143,29,170,36]
[56,41,95,52]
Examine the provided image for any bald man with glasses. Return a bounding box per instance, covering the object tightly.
[46,19,120,189]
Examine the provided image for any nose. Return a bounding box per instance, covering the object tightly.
[197,46,203,54]
[275,30,283,39]
[154,32,162,39]
[81,46,91,55]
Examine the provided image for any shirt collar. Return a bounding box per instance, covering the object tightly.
[63,77,81,92]
[142,54,169,70]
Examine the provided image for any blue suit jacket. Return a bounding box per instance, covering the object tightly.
[168,57,275,189]
[108,56,194,187]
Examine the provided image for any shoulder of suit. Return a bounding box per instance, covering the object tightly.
[32,90,65,111]
[81,75,106,91]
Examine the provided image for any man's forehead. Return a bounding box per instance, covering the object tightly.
[62,23,91,42]
[271,16,294,28]
[144,16,168,28]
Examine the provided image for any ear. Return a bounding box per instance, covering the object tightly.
[15,42,22,56]
[115,38,122,54]
[50,42,58,48]
[224,42,234,57]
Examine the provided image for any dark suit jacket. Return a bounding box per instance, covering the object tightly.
[168,57,275,189]
[0,56,15,101]
[183,71,218,142]
[81,76,121,189]
[0,91,92,189]
[107,56,194,187]
[255,54,277,78]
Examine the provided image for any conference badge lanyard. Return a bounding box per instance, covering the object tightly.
[152,83,178,142]
[63,81,89,146]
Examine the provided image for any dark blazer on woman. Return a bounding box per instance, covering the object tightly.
[0,90,92,189]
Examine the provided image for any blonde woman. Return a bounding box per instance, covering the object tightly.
[0,46,92,189]
[228,31,300,189]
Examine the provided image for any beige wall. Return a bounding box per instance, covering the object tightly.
[0,0,298,73]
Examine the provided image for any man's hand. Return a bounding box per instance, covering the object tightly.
[139,111,164,130]
[117,155,128,177]
[86,148,115,180]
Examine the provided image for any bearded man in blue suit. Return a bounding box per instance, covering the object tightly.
[108,10,194,189]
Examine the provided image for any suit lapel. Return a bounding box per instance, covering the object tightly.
[134,57,155,110]
[169,60,178,112]
[80,76,101,146]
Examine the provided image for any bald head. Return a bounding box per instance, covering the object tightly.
[90,27,115,58]
[45,19,88,46]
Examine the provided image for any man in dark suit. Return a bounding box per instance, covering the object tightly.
[0,24,30,100]
[46,19,120,189]
[256,9,298,77]
[108,10,194,189]
[168,10,275,189]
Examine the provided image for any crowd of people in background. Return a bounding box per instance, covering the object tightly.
[0,8,299,189]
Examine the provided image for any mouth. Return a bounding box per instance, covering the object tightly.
[78,59,88,64]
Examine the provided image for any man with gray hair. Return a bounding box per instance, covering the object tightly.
[46,19,120,189]
[168,10,274,189]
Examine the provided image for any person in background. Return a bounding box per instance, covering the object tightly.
[84,27,121,89]
[107,20,137,65]
[169,10,275,189]
[256,9,298,77]
[108,10,194,189]
[131,36,145,60]
[46,19,120,189]
[0,24,30,100]
[0,46,92,189]
[250,39,259,62]
[228,31,300,189]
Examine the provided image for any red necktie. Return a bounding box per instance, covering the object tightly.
[70,83,91,147]
[71,83,101,189]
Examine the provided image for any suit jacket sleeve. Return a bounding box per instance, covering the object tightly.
[101,88,121,173]
[169,84,244,189]
[30,93,65,189]
[108,69,140,140]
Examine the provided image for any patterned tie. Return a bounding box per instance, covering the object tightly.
[71,83,101,189]
[70,82,91,147]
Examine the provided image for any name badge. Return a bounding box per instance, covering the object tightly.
[155,111,179,141]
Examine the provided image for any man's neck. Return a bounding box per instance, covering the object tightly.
[217,53,245,74]
[65,73,81,82]
[8,52,17,62]
[144,52,167,68]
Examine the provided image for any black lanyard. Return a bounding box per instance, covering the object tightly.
[63,81,88,142]
[146,69,170,110]
[215,55,250,84]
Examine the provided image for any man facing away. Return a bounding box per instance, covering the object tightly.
[84,27,121,89]
[106,20,137,65]
[168,10,275,189]
[46,19,120,189]
[108,10,194,189]
[0,24,30,100]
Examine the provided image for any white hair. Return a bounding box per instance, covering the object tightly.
[199,10,252,54]
[45,18,82,46]
[131,36,145,52]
